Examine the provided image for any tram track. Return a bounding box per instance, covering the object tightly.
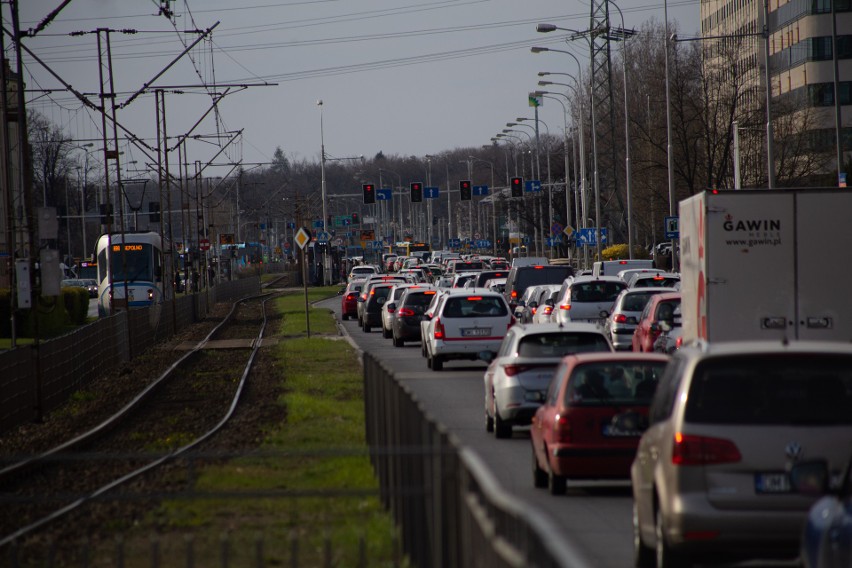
[0,291,282,553]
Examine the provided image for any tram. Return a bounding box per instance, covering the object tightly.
[95,231,170,316]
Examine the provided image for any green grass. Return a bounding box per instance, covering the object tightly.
[93,286,407,567]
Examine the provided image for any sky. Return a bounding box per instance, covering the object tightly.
[17,0,700,177]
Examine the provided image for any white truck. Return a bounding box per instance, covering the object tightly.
[679,189,852,343]
[591,259,653,277]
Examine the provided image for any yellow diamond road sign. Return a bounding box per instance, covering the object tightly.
[563,225,575,238]
[295,227,311,250]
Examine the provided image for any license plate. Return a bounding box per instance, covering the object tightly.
[755,472,791,494]
[601,424,642,437]
[462,327,490,337]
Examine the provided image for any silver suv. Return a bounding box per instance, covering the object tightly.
[631,341,852,567]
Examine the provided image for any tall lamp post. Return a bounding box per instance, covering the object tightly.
[532,42,602,262]
[317,100,331,285]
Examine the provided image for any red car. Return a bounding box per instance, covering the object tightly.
[631,291,681,352]
[530,352,669,495]
[340,281,364,321]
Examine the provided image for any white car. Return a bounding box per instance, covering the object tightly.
[482,322,613,438]
[530,284,562,324]
[553,275,627,325]
[348,265,379,282]
[422,289,513,372]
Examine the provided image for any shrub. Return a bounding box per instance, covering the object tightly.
[601,244,651,261]
[62,287,89,325]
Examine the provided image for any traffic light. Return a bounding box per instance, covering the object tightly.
[352,212,360,224]
[459,179,472,201]
[510,177,523,198]
[410,182,423,203]
[148,201,160,222]
[362,183,376,204]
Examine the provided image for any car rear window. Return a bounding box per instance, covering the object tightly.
[686,355,852,425]
[403,292,435,310]
[570,281,626,302]
[443,296,507,318]
[633,277,680,288]
[566,361,668,406]
[451,261,484,272]
[622,292,659,312]
[518,333,612,358]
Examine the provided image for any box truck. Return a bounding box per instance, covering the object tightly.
[679,189,852,343]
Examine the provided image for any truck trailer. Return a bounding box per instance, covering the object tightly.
[679,189,852,343]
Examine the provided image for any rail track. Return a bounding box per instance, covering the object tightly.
[0,291,281,555]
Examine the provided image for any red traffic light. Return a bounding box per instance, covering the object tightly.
[362,183,376,204]
[510,177,523,197]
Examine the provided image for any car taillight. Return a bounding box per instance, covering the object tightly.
[511,290,518,299]
[346,293,356,300]
[542,306,553,315]
[559,304,571,311]
[554,414,572,443]
[675,337,683,349]
[434,318,445,339]
[398,308,416,317]
[614,313,628,323]
[531,306,538,315]
[672,433,741,465]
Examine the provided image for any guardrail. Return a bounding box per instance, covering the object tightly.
[363,352,594,568]
[0,277,261,435]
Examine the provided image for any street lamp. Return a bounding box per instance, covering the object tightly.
[532,40,603,262]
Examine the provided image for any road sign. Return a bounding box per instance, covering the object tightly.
[317,231,331,244]
[563,225,575,238]
[295,227,311,250]
[525,180,542,193]
[664,216,679,239]
[199,238,210,251]
[551,222,563,236]
[546,237,562,247]
[377,188,392,200]
[473,185,489,196]
[424,186,440,199]
[449,238,461,247]
[312,220,324,229]
[283,242,291,250]
[576,227,608,246]
[334,237,344,246]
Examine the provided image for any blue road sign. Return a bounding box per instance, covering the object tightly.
[576,228,608,246]
[523,236,531,244]
[286,222,296,229]
[317,231,331,243]
[312,220,324,229]
[377,188,392,201]
[664,216,679,239]
[546,236,562,246]
[449,238,461,247]
[473,185,489,196]
[424,186,440,199]
[551,222,563,236]
[525,180,542,193]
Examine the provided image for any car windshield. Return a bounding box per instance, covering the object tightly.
[566,361,668,406]
[442,296,507,318]
[518,333,612,358]
[686,355,852,425]
[570,281,625,302]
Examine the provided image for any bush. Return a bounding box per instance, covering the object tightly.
[0,287,88,337]
[62,287,89,325]
[601,244,651,261]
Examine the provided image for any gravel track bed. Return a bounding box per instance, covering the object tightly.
[0,295,288,562]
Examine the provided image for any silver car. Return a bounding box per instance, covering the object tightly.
[482,322,613,439]
[631,341,852,567]
[603,287,677,350]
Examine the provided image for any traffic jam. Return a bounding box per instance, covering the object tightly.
[338,189,852,568]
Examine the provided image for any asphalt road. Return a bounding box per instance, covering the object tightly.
[317,296,799,568]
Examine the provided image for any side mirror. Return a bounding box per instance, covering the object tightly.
[478,350,496,363]
[659,320,672,332]
[789,460,831,496]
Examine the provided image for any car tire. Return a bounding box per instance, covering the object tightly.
[548,461,566,496]
[655,502,687,568]
[426,354,433,369]
[532,445,548,488]
[485,411,494,433]
[432,355,443,371]
[633,501,655,568]
[342,313,349,321]
[363,323,371,333]
[494,410,512,439]
[382,327,392,339]
[393,335,404,347]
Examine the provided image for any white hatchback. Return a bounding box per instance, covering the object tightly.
[423,290,514,372]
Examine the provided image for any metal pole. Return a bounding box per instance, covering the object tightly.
[831,0,844,185]
[762,0,776,189]
[733,121,741,189]
[663,0,678,271]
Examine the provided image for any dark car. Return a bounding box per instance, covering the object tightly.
[360,283,395,332]
[473,270,510,289]
[391,288,439,346]
[504,264,573,310]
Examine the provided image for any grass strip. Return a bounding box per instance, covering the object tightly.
[88,285,406,567]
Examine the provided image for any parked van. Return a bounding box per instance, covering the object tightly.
[592,259,653,277]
